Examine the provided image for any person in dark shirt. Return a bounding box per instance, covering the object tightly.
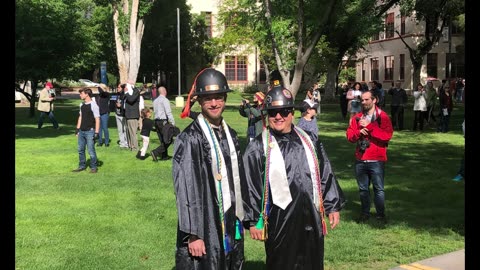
[97,84,111,146]
[72,88,100,173]
[388,80,408,131]
[137,108,155,160]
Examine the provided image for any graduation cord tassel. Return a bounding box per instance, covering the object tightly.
[255,129,272,241]
[295,128,328,235]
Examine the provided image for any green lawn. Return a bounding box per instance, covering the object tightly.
[15,92,464,270]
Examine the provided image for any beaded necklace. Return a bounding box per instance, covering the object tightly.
[203,118,232,253]
[294,127,327,235]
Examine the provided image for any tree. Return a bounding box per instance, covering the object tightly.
[15,0,106,116]
[139,1,212,93]
[214,0,400,99]
[396,0,464,87]
[112,0,155,83]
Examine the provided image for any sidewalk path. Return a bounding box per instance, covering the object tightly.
[389,249,464,270]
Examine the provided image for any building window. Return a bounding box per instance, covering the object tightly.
[225,55,247,82]
[427,53,437,78]
[399,54,405,80]
[371,58,379,81]
[445,53,465,79]
[384,56,394,81]
[259,62,266,83]
[201,11,213,38]
[371,32,379,41]
[400,15,406,35]
[385,13,395,39]
[362,61,365,82]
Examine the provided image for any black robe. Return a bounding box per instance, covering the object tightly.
[172,118,251,270]
[242,126,346,270]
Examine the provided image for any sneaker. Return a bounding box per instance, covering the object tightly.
[90,168,98,173]
[151,151,158,162]
[452,174,463,182]
[72,167,86,172]
[97,142,103,147]
[355,213,370,223]
[375,214,388,224]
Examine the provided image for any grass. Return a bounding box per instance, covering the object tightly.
[15,91,464,270]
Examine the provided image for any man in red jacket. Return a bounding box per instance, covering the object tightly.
[346,90,393,224]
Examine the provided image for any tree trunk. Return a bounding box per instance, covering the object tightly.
[324,64,338,101]
[113,0,145,84]
[28,79,38,118]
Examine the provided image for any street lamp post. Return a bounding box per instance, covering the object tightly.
[175,7,184,107]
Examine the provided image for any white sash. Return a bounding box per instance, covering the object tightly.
[262,130,293,210]
[197,114,244,220]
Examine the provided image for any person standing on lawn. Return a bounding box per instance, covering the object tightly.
[346,90,393,223]
[151,86,176,161]
[243,85,345,270]
[114,83,129,149]
[96,84,111,147]
[37,81,60,129]
[238,91,266,142]
[172,68,251,269]
[72,88,100,173]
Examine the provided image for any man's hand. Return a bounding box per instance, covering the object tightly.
[359,127,369,136]
[328,212,340,229]
[188,235,206,257]
[249,226,264,241]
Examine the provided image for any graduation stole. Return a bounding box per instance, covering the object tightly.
[255,126,327,239]
[197,114,244,252]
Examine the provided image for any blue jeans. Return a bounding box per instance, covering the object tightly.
[355,161,385,216]
[77,129,97,170]
[38,111,59,129]
[98,113,110,144]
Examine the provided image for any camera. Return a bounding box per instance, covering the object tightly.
[48,89,56,98]
[242,99,247,106]
[357,139,370,153]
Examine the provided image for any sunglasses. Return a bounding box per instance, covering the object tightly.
[267,108,293,118]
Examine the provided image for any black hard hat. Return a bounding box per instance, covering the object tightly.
[264,85,294,110]
[193,68,231,96]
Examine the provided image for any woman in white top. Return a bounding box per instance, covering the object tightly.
[346,82,363,118]
[412,83,427,131]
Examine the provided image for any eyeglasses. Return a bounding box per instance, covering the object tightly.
[267,108,293,118]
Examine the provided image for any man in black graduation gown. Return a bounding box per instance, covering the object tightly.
[172,68,251,270]
[243,85,346,270]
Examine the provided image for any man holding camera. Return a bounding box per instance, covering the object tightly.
[346,90,393,224]
[238,91,266,142]
[37,81,60,129]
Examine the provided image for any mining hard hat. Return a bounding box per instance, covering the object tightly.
[264,86,294,110]
[193,68,231,96]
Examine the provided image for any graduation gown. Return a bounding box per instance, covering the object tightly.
[242,126,345,270]
[172,118,250,270]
